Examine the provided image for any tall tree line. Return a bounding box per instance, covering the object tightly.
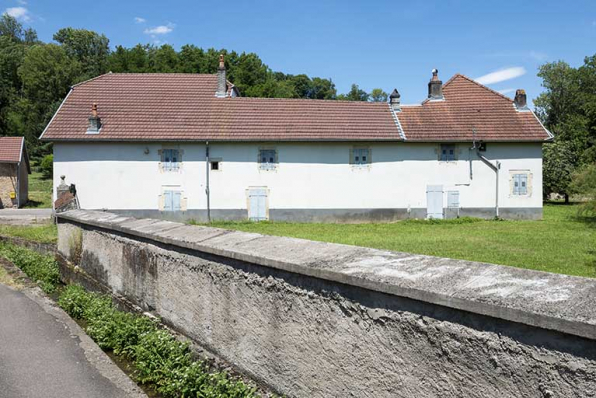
[0,15,388,157]
[536,56,596,202]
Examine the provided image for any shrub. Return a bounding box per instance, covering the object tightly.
[0,243,60,293]
[570,162,596,216]
[58,285,259,397]
[40,154,53,179]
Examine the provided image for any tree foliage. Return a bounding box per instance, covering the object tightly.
[570,163,596,216]
[535,55,596,199]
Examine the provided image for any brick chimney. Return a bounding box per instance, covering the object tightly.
[389,89,401,111]
[514,89,528,110]
[428,69,443,100]
[215,54,227,98]
[86,103,101,133]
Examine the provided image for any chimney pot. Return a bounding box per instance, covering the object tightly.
[514,89,527,110]
[87,103,101,133]
[389,89,401,111]
[215,54,227,97]
[428,68,443,100]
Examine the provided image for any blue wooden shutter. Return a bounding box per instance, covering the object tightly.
[171,149,179,170]
[173,192,181,211]
[520,174,528,195]
[164,191,173,211]
[163,149,171,171]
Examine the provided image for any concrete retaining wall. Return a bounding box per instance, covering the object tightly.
[56,210,596,398]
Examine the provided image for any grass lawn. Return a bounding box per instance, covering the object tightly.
[0,224,57,244]
[208,204,596,278]
[23,165,53,209]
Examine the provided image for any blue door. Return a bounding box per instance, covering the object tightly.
[163,190,181,212]
[248,188,268,221]
[426,185,444,219]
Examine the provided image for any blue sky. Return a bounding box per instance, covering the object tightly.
[3,0,596,105]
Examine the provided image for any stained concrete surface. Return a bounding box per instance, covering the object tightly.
[0,282,146,398]
[58,210,596,340]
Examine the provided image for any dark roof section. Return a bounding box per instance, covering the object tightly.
[40,72,551,143]
[397,74,552,142]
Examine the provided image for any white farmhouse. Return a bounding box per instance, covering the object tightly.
[41,58,552,222]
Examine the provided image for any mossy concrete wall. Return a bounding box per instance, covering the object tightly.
[57,210,596,398]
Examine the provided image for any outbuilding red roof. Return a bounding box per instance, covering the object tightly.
[0,137,25,163]
[398,74,551,141]
[40,72,551,142]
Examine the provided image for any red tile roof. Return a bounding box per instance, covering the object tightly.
[0,137,25,163]
[397,74,551,141]
[40,72,550,143]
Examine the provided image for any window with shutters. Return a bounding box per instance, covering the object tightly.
[161,149,180,171]
[162,190,182,212]
[512,173,529,195]
[351,147,371,166]
[440,144,456,161]
[258,149,277,170]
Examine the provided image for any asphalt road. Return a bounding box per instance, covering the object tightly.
[0,209,53,226]
[0,283,146,398]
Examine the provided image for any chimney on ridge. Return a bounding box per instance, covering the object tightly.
[514,89,528,110]
[428,69,443,100]
[215,54,227,98]
[87,103,101,133]
[389,89,401,111]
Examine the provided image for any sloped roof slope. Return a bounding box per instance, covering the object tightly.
[40,72,550,142]
[397,74,551,141]
[40,73,400,142]
[0,137,25,163]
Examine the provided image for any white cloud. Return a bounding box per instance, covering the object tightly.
[144,23,174,35]
[4,6,30,21]
[134,17,146,24]
[475,67,526,85]
[485,51,547,62]
[16,0,27,5]
[528,51,547,61]
[498,88,516,95]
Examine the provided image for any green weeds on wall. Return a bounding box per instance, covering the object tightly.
[58,285,261,398]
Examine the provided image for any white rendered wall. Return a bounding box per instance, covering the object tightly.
[53,141,543,213]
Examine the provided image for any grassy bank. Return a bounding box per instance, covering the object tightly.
[207,204,596,278]
[0,243,59,293]
[58,286,260,398]
[0,223,57,244]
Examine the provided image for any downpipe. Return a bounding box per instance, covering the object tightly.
[472,141,500,218]
[205,141,211,223]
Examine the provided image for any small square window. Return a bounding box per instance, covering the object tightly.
[259,149,277,170]
[162,149,180,171]
[512,173,529,195]
[440,144,456,161]
[210,161,220,170]
[352,148,370,165]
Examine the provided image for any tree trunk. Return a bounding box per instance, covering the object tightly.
[564,193,570,204]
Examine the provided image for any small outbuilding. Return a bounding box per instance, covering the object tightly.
[0,137,30,209]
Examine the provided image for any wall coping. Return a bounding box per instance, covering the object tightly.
[57,210,596,340]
